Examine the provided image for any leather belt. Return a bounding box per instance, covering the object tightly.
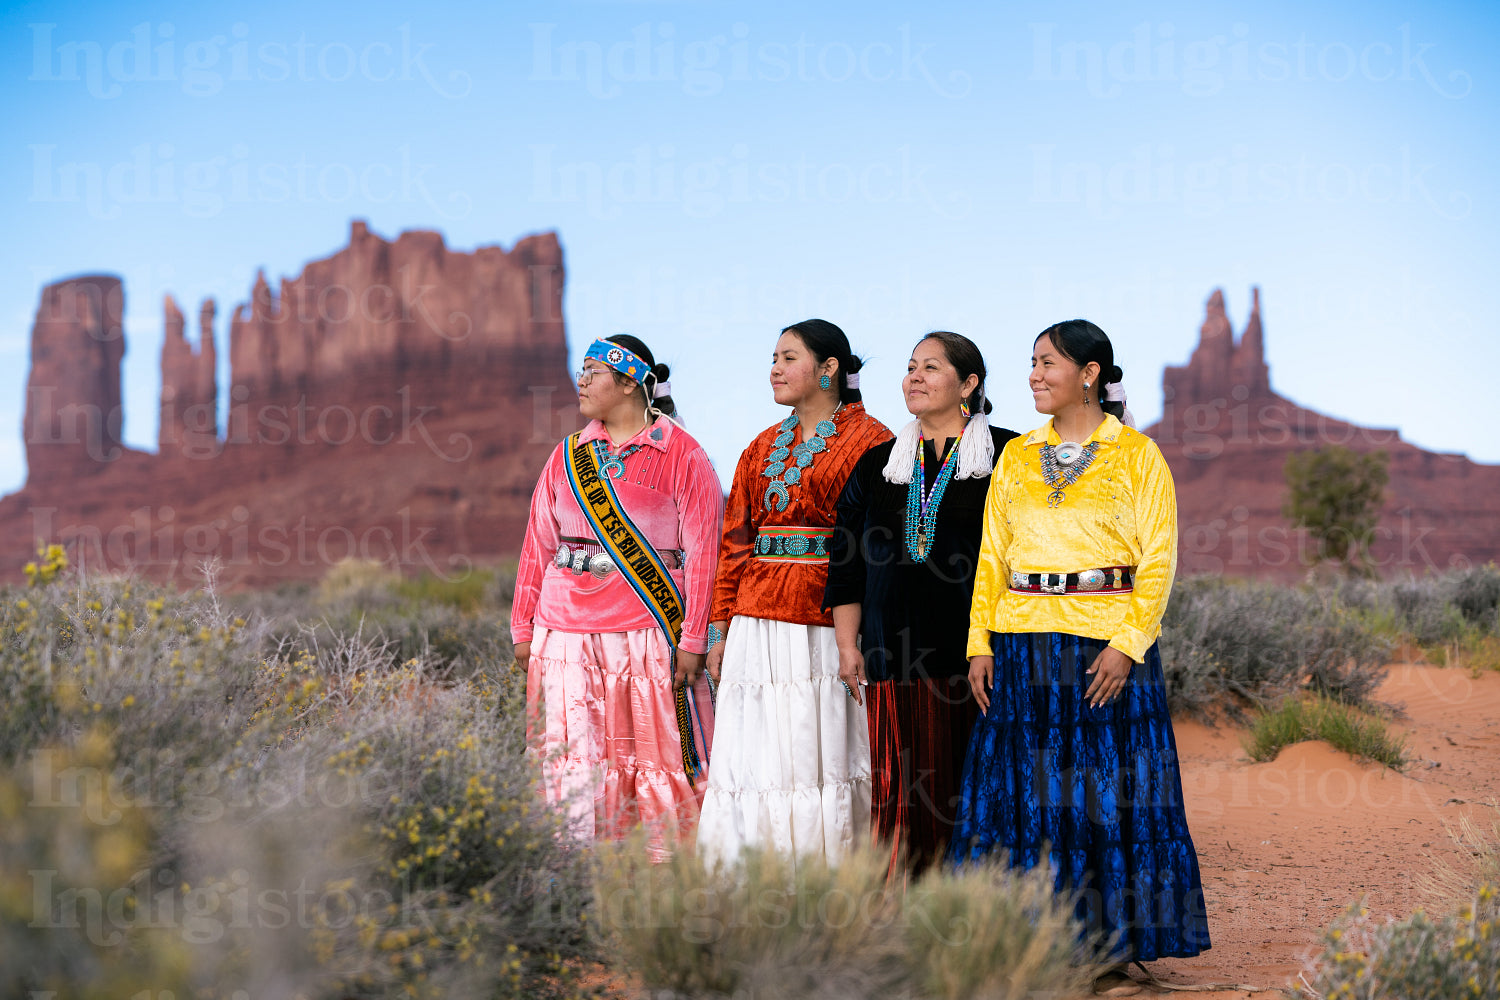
[1008,566,1134,595]
[554,540,683,579]
[754,525,834,562]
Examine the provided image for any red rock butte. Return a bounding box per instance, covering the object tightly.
[0,221,580,585]
[1149,287,1500,578]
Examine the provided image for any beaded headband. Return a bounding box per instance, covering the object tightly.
[585,338,651,383]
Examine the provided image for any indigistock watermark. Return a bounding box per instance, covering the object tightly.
[28,504,470,579]
[562,261,946,344]
[29,142,471,220]
[529,21,970,98]
[27,21,470,98]
[1029,143,1470,221]
[530,143,969,220]
[1030,21,1472,99]
[28,742,440,825]
[30,385,473,462]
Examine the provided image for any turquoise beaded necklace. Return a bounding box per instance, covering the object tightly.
[904,428,964,562]
[762,405,841,512]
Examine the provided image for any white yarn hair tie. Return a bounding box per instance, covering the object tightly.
[881,416,995,484]
[845,372,860,389]
[1104,381,1136,428]
[652,380,671,399]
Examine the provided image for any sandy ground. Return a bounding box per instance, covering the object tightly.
[1142,662,1500,997]
[590,662,1500,998]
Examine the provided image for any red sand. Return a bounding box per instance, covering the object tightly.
[1150,662,1500,996]
[590,663,1499,997]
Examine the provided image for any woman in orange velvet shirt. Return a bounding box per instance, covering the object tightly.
[696,319,892,867]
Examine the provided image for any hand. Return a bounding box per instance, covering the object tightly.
[674,649,704,690]
[1084,646,1133,708]
[837,643,866,706]
[705,621,728,684]
[968,655,995,715]
[514,641,531,674]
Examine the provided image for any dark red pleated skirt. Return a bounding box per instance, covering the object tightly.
[867,674,980,873]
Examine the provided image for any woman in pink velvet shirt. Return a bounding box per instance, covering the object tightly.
[511,335,723,861]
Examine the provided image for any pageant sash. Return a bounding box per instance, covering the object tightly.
[563,434,706,783]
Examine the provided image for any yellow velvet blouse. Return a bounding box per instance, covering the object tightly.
[966,414,1178,663]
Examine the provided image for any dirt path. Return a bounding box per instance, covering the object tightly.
[1144,663,1500,997]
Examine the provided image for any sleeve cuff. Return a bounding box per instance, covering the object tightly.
[966,626,993,660]
[1108,625,1154,664]
[511,623,533,645]
[679,631,708,655]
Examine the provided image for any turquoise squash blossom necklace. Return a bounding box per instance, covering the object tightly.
[594,423,664,478]
[905,429,964,562]
[762,405,841,512]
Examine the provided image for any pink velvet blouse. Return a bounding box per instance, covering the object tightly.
[511,416,724,654]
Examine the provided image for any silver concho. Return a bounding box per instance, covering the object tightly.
[1054,441,1084,466]
[588,554,616,579]
[1010,570,1028,590]
[1077,568,1106,591]
[555,545,572,569]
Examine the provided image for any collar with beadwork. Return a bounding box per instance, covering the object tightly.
[1022,413,1123,448]
[578,415,672,453]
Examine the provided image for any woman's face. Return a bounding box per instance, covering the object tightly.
[904,338,976,422]
[576,361,639,422]
[769,330,834,408]
[1029,333,1092,415]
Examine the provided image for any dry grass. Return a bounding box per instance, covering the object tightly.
[593,838,1101,1000]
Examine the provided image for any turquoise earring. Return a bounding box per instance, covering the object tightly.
[819,374,832,390]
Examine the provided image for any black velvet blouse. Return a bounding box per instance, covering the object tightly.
[824,425,1019,682]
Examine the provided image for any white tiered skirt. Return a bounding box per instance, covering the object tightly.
[695,616,871,868]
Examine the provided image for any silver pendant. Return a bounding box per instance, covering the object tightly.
[1047,489,1066,508]
[1055,441,1084,466]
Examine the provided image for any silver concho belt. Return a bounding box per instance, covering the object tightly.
[1008,566,1134,595]
[554,542,683,580]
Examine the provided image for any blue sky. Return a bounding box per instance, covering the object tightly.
[1,0,1495,495]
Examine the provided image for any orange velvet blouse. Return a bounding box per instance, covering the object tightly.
[711,402,892,627]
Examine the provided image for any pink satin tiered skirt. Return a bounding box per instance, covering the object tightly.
[527,625,715,862]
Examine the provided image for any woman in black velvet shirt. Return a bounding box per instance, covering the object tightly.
[825,331,1017,871]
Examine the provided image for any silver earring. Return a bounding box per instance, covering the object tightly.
[1082,381,1090,405]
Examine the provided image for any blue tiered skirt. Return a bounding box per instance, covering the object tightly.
[949,632,1210,962]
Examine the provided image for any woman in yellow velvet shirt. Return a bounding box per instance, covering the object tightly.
[950,320,1209,993]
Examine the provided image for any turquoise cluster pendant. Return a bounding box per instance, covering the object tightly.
[762,412,839,511]
[595,440,643,479]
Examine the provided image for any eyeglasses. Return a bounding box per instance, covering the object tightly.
[575,366,613,385]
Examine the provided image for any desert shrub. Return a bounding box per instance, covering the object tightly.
[1244,696,1408,769]
[0,575,269,785]
[241,663,597,999]
[240,561,512,679]
[1452,565,1500,629]
[594,841,1098,1000]
[1299,887,1500,1000]
[0,730,196,998]
[397,568,496,614]
[905,857,1101,1000]
[1422,804,1500,908]
[1391,578,1469,646]
[595,842,911,1000]
[1,564,592,999]
[1159,578,1392,719]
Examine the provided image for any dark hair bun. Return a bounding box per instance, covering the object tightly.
[1109,364,1124,383]
[653,362,671,382]
[982,398,994,415]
